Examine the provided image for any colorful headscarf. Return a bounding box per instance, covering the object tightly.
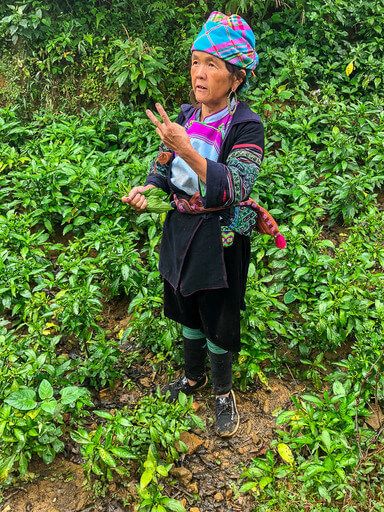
[191,11,259,71]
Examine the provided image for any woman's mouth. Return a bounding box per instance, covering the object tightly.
[195,85,207,91]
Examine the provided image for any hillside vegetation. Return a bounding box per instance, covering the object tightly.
[0,1,383,511]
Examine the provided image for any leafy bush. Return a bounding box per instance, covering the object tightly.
[241,327,384,509]
[72,391,203,509]
[68,335,124,389]
[0,2,51,45]
[108,37,167,106]
[0,319,92,485]
[0,382,91,479]
[0,1,383,508]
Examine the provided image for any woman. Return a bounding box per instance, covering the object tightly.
[122,12,264,438]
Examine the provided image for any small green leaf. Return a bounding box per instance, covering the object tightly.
[160,498,186,512]
[91,462,104,476]
[41,399,57,415]
[116,71,129,87]
[321,430,331,452]
[19,452,29,476]
[239,481,257,493]
[190,414,205,430]
[38,379,54,400]
[110,447,136,459]
[276,410,296,425]
[14,428,25,443]
[60,386,86,405]
[139,79,147,93]
[318,485,332,502]
[156,464,169,477]
[283,290,297,304]
[0,455,16,481]
[332,381,346,397]
[73,215,88,226]
[140,469,154,489]
[301,394,323,406]
[52,439,64,454]
[295,267,310,278]
[98,448,116,468]
[147,444,157,464]
[178,392,187,407]
[259,476,273,489]
[94,410,114,420]
[292,213,305,225]
[5,389,37,411]
[121,265,130,280]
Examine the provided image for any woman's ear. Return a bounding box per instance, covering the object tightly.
[233,70,246,92]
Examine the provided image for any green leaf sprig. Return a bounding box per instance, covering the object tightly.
[141,187,172,214]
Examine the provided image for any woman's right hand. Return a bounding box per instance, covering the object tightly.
[121,184,155,211]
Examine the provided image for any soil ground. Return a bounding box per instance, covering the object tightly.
[2,298,304,512]
[1,371,301,512]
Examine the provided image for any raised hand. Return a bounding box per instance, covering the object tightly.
[146,103,191,156]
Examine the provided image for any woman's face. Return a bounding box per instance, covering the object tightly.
[191,51,242,111]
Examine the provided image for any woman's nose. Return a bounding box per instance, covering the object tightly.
[195,65,207,79]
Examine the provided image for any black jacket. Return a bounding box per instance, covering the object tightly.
[145,102,264,296]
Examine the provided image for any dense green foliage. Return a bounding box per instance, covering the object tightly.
[0,0,382,111]
[0,0,383,510]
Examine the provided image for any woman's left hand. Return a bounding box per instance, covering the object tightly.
[146,103,191,157]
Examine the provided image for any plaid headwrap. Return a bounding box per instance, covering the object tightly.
[191,11,259,71]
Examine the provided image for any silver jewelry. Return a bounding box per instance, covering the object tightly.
[227,90,238,116]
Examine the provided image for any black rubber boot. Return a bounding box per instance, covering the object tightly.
[208,350,233,395]
[183,336,207,382]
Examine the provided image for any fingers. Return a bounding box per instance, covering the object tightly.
[121,192,147,211]
[126,186,144,202]
[155,103,171,125]
[130,194,147,211]
[146,104,171,141]
[121,186,148,211]
[146,109,162,131]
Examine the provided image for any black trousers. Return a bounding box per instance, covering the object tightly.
[163,233,250,353]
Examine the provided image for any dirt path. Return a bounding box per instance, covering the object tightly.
[1,458,92,512]
[2,298,304,511]
[2,376,301,512]
[173,378,300,512]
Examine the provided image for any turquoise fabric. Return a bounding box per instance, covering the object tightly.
[207,339,228,354]
[182,325,206,340]
[182,325,228,354]
[192,11,259,70]
[171,105,232,196]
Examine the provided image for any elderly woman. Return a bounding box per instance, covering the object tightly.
[123,12,264,437]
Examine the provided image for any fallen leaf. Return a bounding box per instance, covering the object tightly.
[366,404,384,430]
